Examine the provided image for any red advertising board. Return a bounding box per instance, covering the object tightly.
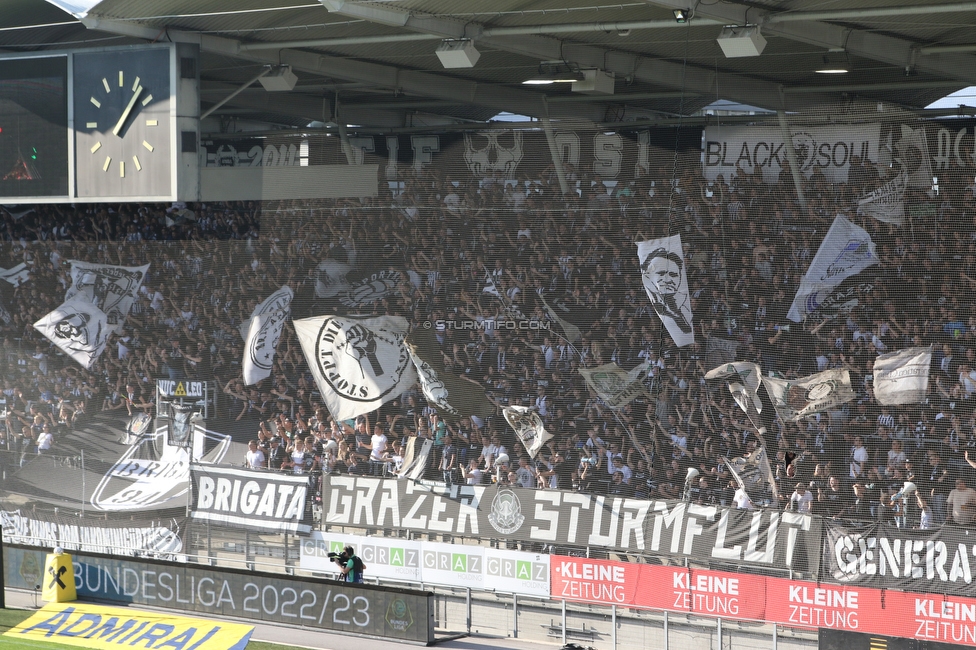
[551,554,976,644]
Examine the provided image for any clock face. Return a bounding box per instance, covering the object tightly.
[74,48,172,199]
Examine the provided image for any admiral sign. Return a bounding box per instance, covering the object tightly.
[190,465,312,534]
[321,477,822,575]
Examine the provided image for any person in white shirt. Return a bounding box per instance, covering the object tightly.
[789,483,813,514]
[245,440,266,469]
[733,486,756,510]
[36,426,54,454]
[461,457,484,485]
[849,436,868,479]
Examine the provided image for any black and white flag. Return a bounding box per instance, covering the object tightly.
[503,405,553,459]
[294,314,417,421]
[64,260,149,332]
[405,327,493,419]
[637,235,694,346]
[763,368,856,421]
[704,361,764,416]
[190,464,312,534]
[725,447,774,505]
[397,436,433,481]
[579,362,651,409]
[872,346,932,406]
[857,174,906,226]
[894,124,934,189]
[242,286,293,386]
[0,263,29,286]
[314,258,353,299]
[34,298,109,369]
[787,216,878,322]
[166,402,200,448]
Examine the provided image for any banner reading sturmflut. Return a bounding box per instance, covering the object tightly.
[34,297,109,369]
[872,346,932,405]
[763,368,856,421]
[787,215,878,322]
[189,464,312,534]
[293,314,417,421]
[637,235,695,347]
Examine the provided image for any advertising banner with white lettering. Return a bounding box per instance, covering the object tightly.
[294,314,417,422]
[64,260,149,332]
[189,464,312,534]
[321,477,822,576]
[703,124,880,184]
[872,346,933,406]
[787,215,879,322]
[822,521,976,598]
[300,531,549,596]
[0,509,185,558]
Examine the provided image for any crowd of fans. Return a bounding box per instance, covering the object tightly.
[1,144,976,532]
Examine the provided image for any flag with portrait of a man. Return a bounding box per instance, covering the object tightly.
[637,235,694,347]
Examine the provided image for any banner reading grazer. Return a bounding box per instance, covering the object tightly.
[822,520,976,598]
[189,464,312,534]
[321,477,822,575]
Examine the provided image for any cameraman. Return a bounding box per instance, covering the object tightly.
[333,545,366,583]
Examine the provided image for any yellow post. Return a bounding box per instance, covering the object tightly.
[41,547,76,603]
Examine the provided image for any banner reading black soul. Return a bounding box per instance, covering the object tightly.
[189,465,312,534]
[823,521,976,598]
[2,545,435,644]
[321,476,822,576]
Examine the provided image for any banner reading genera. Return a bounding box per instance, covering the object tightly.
[321,477,822,575]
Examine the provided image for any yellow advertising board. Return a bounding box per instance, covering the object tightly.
[4,602,253,650]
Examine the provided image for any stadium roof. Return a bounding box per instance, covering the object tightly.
[3,0,976,132]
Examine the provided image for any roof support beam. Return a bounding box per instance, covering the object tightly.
[322,0,838,112]
[644,0,976,85]
[79,15,609,123]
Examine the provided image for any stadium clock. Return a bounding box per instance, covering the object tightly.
[73,46,173,199]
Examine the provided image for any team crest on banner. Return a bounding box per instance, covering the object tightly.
[64,261,149,331]
[338,268,403,309]
[242,286,292,385]
[637,235,695,346]
[487,487,525,535]
[34,298,109,369]
[293,315,417,421]
[762,369,856,421]
[167,402,198,448]
[503,405,553,459]
[787,216,878,322]
[579,362,651,409]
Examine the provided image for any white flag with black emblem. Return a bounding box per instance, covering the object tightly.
[637,235,695,347]
[762,368,856,421]
[241,286,293,386]
[873,346,933,405]
[579,362,651,409]
[857,174,906,226]
[704,361,764,416]
[894,124,934,189]
[786,216,878,322]
[0,263,29,286]
[294,315,417,421]
[64,260,149,332]
[34,297,109,369]
[503,405,553,459]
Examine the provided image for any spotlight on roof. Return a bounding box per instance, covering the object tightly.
[673,8,690,23]
[522,61,584,85]
[258,65,297,91]
[816,52,850,74]
[435,39,481,69]
[716,25,767,58]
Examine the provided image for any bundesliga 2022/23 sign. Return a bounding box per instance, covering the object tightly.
[321,477,823,576]
[3,546,435,644]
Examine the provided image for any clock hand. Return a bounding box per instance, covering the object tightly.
[112,85,143,137]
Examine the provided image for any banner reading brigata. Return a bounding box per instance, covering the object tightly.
[551,555,976,643]
[190,465,312,534]
[321,477,822,575]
